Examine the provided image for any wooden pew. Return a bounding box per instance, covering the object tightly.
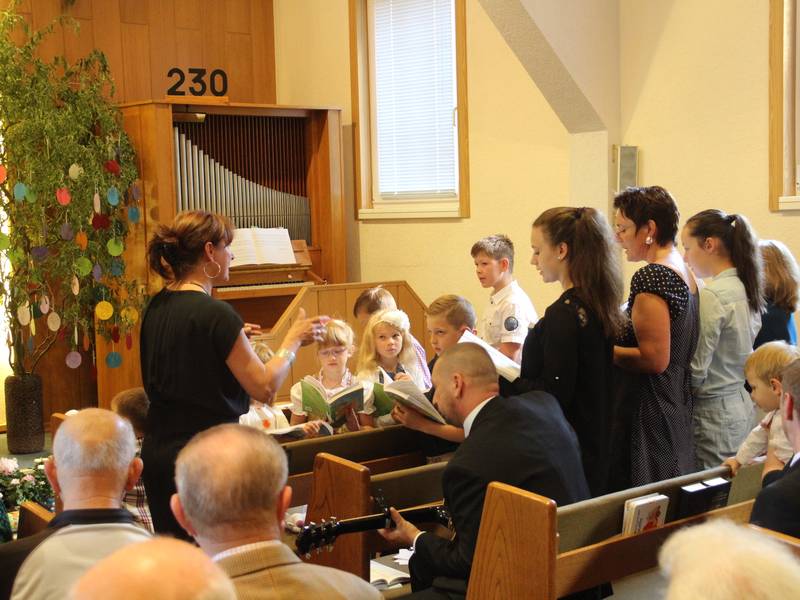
[302,452,447,579]
[283,425,429,506]
[467,482,757,600]
[749,525,800,559]
[16,501,54,539]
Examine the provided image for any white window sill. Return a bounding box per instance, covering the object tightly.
[358,200,463,220]
[778,195,800,210]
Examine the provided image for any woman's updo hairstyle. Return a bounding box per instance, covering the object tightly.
[148,210,234,281]
[613,185,680,246]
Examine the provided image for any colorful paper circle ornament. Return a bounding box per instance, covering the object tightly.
[29,318,35,337]
[31,246,48,261]
[92,213,110,230]
[92,263,102,282]
[60,222,74,241]
[105,351,122,368]
[125,332,133,350]
[93,191,101,213]
[46,311,61,332]
[39,295,50,314]
[17,302,31,326]
[75,230,88,250]
[127,205,140,223]
[71,274,80,296]
[75,257,92,277]
[121,306,139,324]
[65,351,82,369]
[95,300,113,320]
[0,233,9,250]
[25,188,37,203]
[82,331,91,352]
[0,165,6,184]
[56,187,71,206]
[111,326,120,343]
[110,259,124,277]
[68,163,83,180]
[107,238,124,256]
[104,159,121,176]
[13,182,26,201]
[107,186,120,206]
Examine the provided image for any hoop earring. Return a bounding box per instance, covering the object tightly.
[645,236,653,246]
[203,260,221,279]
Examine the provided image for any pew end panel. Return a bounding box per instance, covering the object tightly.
[467,483,557,600]
[305,453,372,578]
[17,501,55,539]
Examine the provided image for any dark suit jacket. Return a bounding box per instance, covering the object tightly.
[411,392,590,590]
[750,457,800,538]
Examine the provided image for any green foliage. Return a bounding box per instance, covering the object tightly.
[0,456,55,513]
[0,1,143,376]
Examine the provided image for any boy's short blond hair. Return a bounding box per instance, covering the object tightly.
[111,387,149,435]
[426,295,477,330]
[744,341,800,383]
[470,234,515,272]
[352,286,397,317]
[319,319,355,348]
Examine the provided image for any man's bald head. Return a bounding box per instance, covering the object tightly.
[53,408,136,483]
[431,343,499,427]
[71,538,236,600]
[174,424,288,539]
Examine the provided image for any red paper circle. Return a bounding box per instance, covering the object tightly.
[56,187,71,206]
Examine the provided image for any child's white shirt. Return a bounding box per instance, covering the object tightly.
[289,369,376,417]
[479,280,538,346]
[239,404,291,431]
[735,408,794,465]
[357,365,426,427]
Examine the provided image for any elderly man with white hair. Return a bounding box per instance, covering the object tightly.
[9,408,151,600]
[170,424,381,599]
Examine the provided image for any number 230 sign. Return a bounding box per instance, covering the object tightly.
[167,67,228,96]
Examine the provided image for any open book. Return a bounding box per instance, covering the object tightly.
[270,421,333,440]
[458,330,521,382]
[372,380,445,424]
[300,377,365,429]
[622,493,669,534]
[369,560,410,590]
[229,227,296,268]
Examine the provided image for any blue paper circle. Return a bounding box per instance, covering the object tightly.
[13,182,26,201]
[127,205,140,223]
[110,259,124,277]
[107,186,120,206]
[105,351,122,368]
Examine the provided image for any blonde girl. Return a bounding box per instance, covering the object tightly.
[356,309,426,390]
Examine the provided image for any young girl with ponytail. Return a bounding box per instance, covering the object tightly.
[681,210,763,469]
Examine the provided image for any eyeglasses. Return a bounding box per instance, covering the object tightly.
[614,224,633,235]
[318,347,348,358]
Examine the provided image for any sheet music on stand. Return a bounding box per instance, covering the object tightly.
[230,227,297,267]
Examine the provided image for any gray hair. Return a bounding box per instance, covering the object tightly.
[660,520,800,599]
[54,408,136,475]
[175,424,287,533]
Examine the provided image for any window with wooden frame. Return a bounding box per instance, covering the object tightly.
[770,0,800,210]
[350,0,469,219]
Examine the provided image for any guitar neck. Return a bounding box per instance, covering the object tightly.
[334,505,446,537]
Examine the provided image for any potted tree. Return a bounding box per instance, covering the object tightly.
[0,3,142,452]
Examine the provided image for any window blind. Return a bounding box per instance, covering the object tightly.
[372,0,458,199]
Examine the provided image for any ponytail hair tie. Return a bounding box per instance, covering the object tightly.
[729,215,737,228]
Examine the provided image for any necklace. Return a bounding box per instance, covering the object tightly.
[178,280,210,295]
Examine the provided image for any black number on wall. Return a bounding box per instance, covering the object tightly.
[166,68,228,97]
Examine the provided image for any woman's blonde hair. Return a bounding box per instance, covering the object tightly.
[760,240,800,312]
[356,309,417,377]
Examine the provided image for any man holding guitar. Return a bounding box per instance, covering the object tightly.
[379,343,591,598]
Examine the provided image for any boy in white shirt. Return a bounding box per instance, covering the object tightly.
[471,234,538,362]
[723,341,800,475]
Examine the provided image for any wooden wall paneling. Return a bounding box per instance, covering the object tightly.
[119,0,149,25]
[120,23,152,102]
[250,0,276,103]
[7,8,33,48]
[200,0,225,79]
[345,286,365,341]
[147,0,178,103]
[224,32,255,102]
[35,333,96,418]
[91,0,126,101]
[64,0,91,20]
[174,0,202,29]
[225,0,251,33]
[281,290,320,400]
[30,0,64,64]
[175,27,203,68]
[62,17,94,66]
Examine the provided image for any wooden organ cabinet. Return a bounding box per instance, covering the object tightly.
[96,99,346,407]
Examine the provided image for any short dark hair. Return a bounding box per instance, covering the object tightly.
[613,186,679,246]
[352,286,396,317]
[111,387,149,435]
[470,234,515,272]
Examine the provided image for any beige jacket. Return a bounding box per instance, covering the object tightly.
[217,542,381,600]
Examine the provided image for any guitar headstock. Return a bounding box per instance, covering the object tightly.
[295,518,340,556]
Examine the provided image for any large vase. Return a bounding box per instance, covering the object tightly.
[4,374,44,454]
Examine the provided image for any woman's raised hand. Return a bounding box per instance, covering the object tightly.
[285,307,331,347]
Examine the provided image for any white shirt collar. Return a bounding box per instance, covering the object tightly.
[790,452,800,468]
[462,396,495,438]
[490,280,518,304]
[212,539,282,562]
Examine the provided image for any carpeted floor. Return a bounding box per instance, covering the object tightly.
[0,433,52,468]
